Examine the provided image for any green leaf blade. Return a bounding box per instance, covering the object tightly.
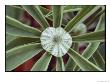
[82,42,100,59]
[68,48,103,71]
[6,16,41,38]
[52,5,64,27]
[64,6,101,32]
[22,5,49,29]
[93,50,105,70]
[6,5,24,20]
[72,30,105,42]
[31,52,52,71]
[82,14,105,59]
[6,37,40,51]
[56,57,65,71]
[6,33,17,45]
[39,6,50,16]
[72,14,105,71]
[6,43,43,71]
[65,43,78,71]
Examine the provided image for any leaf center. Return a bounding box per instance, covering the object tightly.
[40,27,72,57]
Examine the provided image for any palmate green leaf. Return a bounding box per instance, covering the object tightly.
[6,16,41,38]
[52,5,64,27]
[72,30,105,42]
[6,37,40,51]
[22,5,49,30]
[82,14,105,59]
[68,48,103,71]
[6,43,43,71]
[92,50,105,70]
[31,52,52,71]
[73,14,105,71]
[56,57,65,71]
[65,6,101,32]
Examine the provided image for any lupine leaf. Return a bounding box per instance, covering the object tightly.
[45,7,81,22]
[6,5,24,20]
[6,5,105,72]
[22,5,49,29]
[52,5,64,27]
[64,5,83,10]
[6,37,40,51]
[98,43,105,60]
[63,8,81,13]
[92,50,105,70]
[82,42,100,59]
[6,33,17,45]
[39,6,50,16]
[89,56,98,65]
[66,58,76,71]
[31,52,52,71]
[64,6,101,32]
[72,30,105,42]
[95,14,105,31]
[46,5,81,17]
[6,16,41,38]
[74,42,100,71]
[68,48,103,71]
[73,14,105,71]
[73,65,80,71]
[82,14,105,59]
[6,43,43,71]
[46,6,81,17]
[65,43,78,71]
[85,7,105,27]
[56,57,65,71]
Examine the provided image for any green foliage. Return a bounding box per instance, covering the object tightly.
[6,16,41,38]
[92,50,105,70]
[22,6,49,30]
[68,48,103,71]
[56,57,65,71]
[6,37,40,51]
[72,30,105,42]
[31,52,52,71]
[6,5,24,20]
[52,5,64,27]
[64,6,100,32]
[6,5,105,71]
[6,43,43,71]
[65,43,78,71]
